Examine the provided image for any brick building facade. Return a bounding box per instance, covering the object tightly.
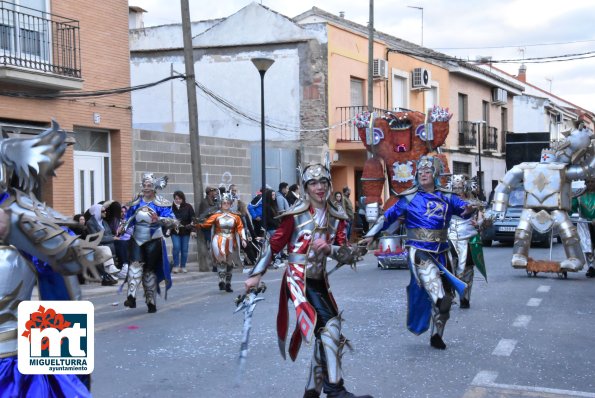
[0,0,133,215]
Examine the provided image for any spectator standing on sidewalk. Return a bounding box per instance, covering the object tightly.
[248,188,265,237]
[342,186,355,241]
[277,182,290,214]
[198,186,219,244]
[286,183,300,206]
[357,195,369,235]
[264,189,280,237]
[171,190,196,274]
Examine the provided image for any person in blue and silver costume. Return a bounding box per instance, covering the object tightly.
[361,155,477,349]
[0,121,109,396]
[121,173,177,313]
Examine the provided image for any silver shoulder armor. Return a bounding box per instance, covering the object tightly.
[1,191,110,279]
[397,185,419,197]
[364,215,386,238]
[126,194,141,207]
[249,239,272,277]
[154,195,172,207]
[276,199,310,218]
[328,202,348,221]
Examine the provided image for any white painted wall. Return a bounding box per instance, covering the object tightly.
[130,48,301,141]
[129,3,307,142]
[196,49,300,141]
[129,21,219,51]
[513,96,548,133]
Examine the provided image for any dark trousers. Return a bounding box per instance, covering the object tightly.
[114,240,129,268]
[129,239,162,273]
[305,278,343,395]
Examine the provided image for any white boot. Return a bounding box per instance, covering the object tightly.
[117,263,129,279]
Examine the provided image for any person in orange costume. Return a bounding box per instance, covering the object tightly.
[197,193,247,292]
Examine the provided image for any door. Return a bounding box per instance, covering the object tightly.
[74,153,104,214]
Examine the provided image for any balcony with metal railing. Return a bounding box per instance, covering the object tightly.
[0,1,82,90]
[482,126,499,152]
[458,120,477,148]
[336,105,389,142]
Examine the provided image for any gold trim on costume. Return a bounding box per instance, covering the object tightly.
[407,228,448,243]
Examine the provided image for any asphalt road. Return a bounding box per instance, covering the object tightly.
[89,242,595,398]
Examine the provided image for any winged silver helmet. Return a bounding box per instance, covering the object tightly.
[0,120,67,193]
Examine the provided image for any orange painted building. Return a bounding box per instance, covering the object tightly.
[0,0,133,215]
[296,8,451,210]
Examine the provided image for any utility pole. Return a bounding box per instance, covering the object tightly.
[180,0,209,271]
[407,6,423,46]
[367,0,374,115]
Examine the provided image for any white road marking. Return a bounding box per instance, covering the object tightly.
[492,339,517,356]
[527,297,542,307]
[512,315,531,328]
[537,285,551,293]
[471,370,595,397]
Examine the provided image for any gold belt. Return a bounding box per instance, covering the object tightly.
[407,228,448,243]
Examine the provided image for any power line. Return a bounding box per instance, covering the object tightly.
[0,75,184,99]
[434,38,595,50]
[393,48,595,64]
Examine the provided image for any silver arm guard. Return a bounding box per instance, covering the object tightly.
[567,151,595,180]
[364,215,386,238]
[248,239,272,277]
[492,166,523,212]
[159,216,179,230]
[1,193,110,278]
[330,244,363,268]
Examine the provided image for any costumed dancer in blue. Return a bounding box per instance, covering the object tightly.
[361,156,477,349]
[122,173,177,313]
[0,122,110,397]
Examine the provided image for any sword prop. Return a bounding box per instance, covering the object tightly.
[233,282,266,386]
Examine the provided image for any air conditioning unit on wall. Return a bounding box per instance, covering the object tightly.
[373,59,388,79]
[411,67,431,90]
[491,87,507,105]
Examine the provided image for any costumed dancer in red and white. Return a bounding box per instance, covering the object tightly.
[245,160,372,398]
[198,193,246,292]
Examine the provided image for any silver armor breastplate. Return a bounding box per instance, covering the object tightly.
[218,214,235,236]
[521,163,571,210]
[0,246,36,358]
[448,216,477,241]
[133,206,163,245]
[290,210,339,280]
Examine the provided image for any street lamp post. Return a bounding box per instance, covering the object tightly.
[407,6,423,46]
[475,120,486,200]
[251,58,274,236]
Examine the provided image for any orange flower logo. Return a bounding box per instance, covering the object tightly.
[21,305,72,350]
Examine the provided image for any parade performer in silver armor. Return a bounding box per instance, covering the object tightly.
[362,156,476,350]
[244,160,371,398]
[0,121,109,396]
[447,174,487,308]
[122,173,176,313]
[572,179,595,277]
[197,193,247,292]
[488,124,595,272]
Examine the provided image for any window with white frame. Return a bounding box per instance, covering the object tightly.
[392,71,408,111]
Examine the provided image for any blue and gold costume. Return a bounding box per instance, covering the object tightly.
[366,156,471,349]
[122,173,176,313]
[0,123,109,396]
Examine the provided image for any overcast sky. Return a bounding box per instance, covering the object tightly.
[133,0,595,113]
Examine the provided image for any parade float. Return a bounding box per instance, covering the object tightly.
[355,106,453,268]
